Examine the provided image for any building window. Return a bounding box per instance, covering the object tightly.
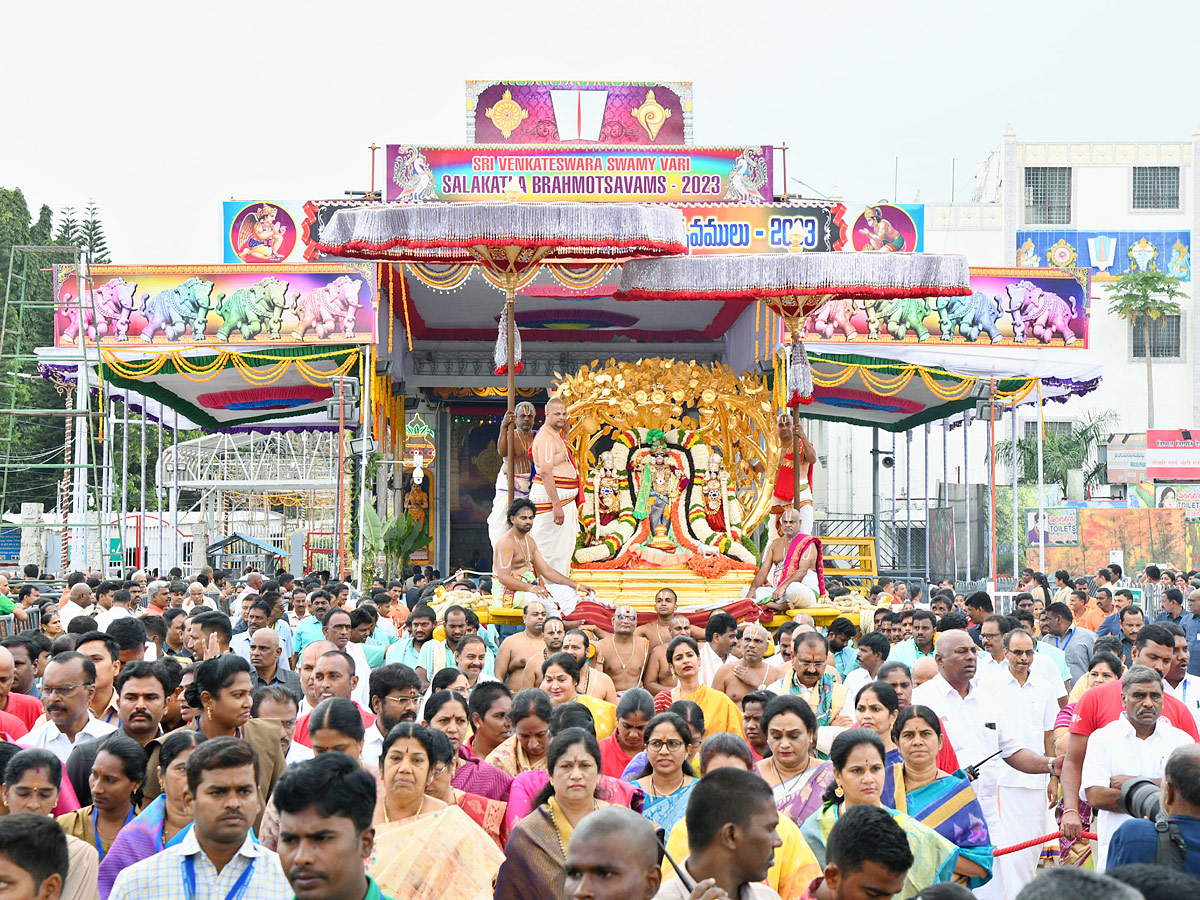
[1131,314,1182,358]
[1024,167,1072,224]
[1132,167,1180,209]
[1022,420,1075,440]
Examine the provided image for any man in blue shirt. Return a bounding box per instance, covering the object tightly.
[1107,744,1200,876]
[827,617,859,680]
[1157,588,1190,625]
[1186,589,1200,677]
[1097,588,1132,638]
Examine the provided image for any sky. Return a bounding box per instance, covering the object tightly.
[4,0,1199,263]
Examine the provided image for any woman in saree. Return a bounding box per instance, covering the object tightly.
[754,694,835,828]
[3,749,99,900]
[633,712,697,833]
[854,681,900,755]
[425,727,508,849]
[540,652,616,740]
[880,705,995,890]
[494,727,608,900]
[652,635,745,739]
[57,735,146,862]
[801,729,978,900]
[664,733,821,900]
[487,688,552,778]
[424,688,512,801]
[1052,652,1122,868]
[368,723,503,900]
[98,731,201,899]
[620,699,704,782]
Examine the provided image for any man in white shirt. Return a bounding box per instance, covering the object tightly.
[842,630,890,704]
[1162,624,1200,728]
[978,614,1068,705]
[983,628,1060,896]
[910,630,1062,900]
[699,611,738,686]
[108,736,291,900]
[231,600,272,662]
[360,663,422,767]
[320,608,370,707]
[24,652,117,762]
[94,588,133,631]
[1081,664,1191,870]
[57,583,95,629]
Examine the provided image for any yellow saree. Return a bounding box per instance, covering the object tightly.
[368,805,502,900]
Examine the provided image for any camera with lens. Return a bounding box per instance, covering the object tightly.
[1119,776,1163,820]
[1118,776,1185,868]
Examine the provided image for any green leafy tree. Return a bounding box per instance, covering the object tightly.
[992,409,1118,496]
[79,200,111,265]
[54,207,81,247]
[1107,269,1185,429]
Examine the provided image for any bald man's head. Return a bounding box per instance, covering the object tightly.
[564,807,661,900]
[298,640,336,705]
[912,656,939,686]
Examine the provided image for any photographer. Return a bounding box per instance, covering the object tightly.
[1107,745,1200,876]
[1080,665,1191,870]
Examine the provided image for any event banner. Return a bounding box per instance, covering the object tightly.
[222,201,309,264]
[1145,430,1200,479]
[802,266,1090,349]
[1024,507,1080,546]
[684,203,848,254]
[848,203,924,253]
[1129,482,1200,521]
[1016,229,1191,282]
[385,144,774,203]
[466,80,693,146]
[52,263,377,348]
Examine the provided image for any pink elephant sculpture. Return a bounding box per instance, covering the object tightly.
[811,297,859,340]
[290,275,363,340]
[58,279,139,343]
[1004,281,1077,345]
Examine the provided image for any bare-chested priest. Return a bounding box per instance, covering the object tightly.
[494,600,548,691]
[712,622,784,703]
[643,613,693,695]
[745,506,821,611]
[529,397,581,575]
[635,588,705,650]
[487,401,536,550]
[595,605,650,696]
[492,498,595,619]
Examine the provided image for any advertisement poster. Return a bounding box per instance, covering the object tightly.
[385,144,774,203]
[1155,484,1200,520]
[466,81,693,146]
[53,263,377,347]
[1029,507,1193,573]
[1015,229,1191,282]
[1146,430,1200,480]
[1024,507,1080,546]
[222,201,308,264]
[1106,433,1147,483]
[802,266,1090,349]
[849,203,924,253]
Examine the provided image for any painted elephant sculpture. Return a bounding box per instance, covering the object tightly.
[59,278,139,342]
[140,277,215,341]
[879,296,930,341]
[215,277,287,341]
[1004,281,1077,345]
[811,297,859,340]
[290,276,364,340]
[935,290,1003,343]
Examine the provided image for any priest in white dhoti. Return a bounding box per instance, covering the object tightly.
[492,497,597,619]
[744,507,823,609]
[527,397,582,576]
[487,401,536,549]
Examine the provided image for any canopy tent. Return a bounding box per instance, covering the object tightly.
[798,344,1103,432]
[206,531,289,576]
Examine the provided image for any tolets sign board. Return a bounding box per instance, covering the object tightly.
[386,144,774,204]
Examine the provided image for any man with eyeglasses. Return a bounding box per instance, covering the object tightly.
[321,608,370,706]
[24,651,116,762]
[360,664,421,766]
[981,628,1059,895]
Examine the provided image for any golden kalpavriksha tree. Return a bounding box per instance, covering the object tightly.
[553,357,779,573]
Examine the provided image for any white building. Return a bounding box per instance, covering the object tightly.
[812,127,1199,574]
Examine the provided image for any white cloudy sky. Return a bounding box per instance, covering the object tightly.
[4,0,1197,262]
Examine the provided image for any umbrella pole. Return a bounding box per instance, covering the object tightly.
[505,273,516,503]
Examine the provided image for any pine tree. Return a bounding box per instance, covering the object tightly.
[55,206,82,247]
[79,200,111,265]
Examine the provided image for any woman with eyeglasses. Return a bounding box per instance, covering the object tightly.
[801,729,976,899]
[880,706,995,891]
[539,652,616,740]
[633,711,696,833]
[424,689,512,801]
[494,727,607,900]
[57,735,146,862]
[424,727,508,849]
[3,749,99,900]
[366,723,503,900]
[97,731,201,899]
[486,689,552,777]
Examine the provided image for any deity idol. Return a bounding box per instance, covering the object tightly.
[237,204,287,262]
[633,430,684,551]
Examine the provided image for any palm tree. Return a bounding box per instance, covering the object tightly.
[992,409,1118,496]
[1107,269,1184,429]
